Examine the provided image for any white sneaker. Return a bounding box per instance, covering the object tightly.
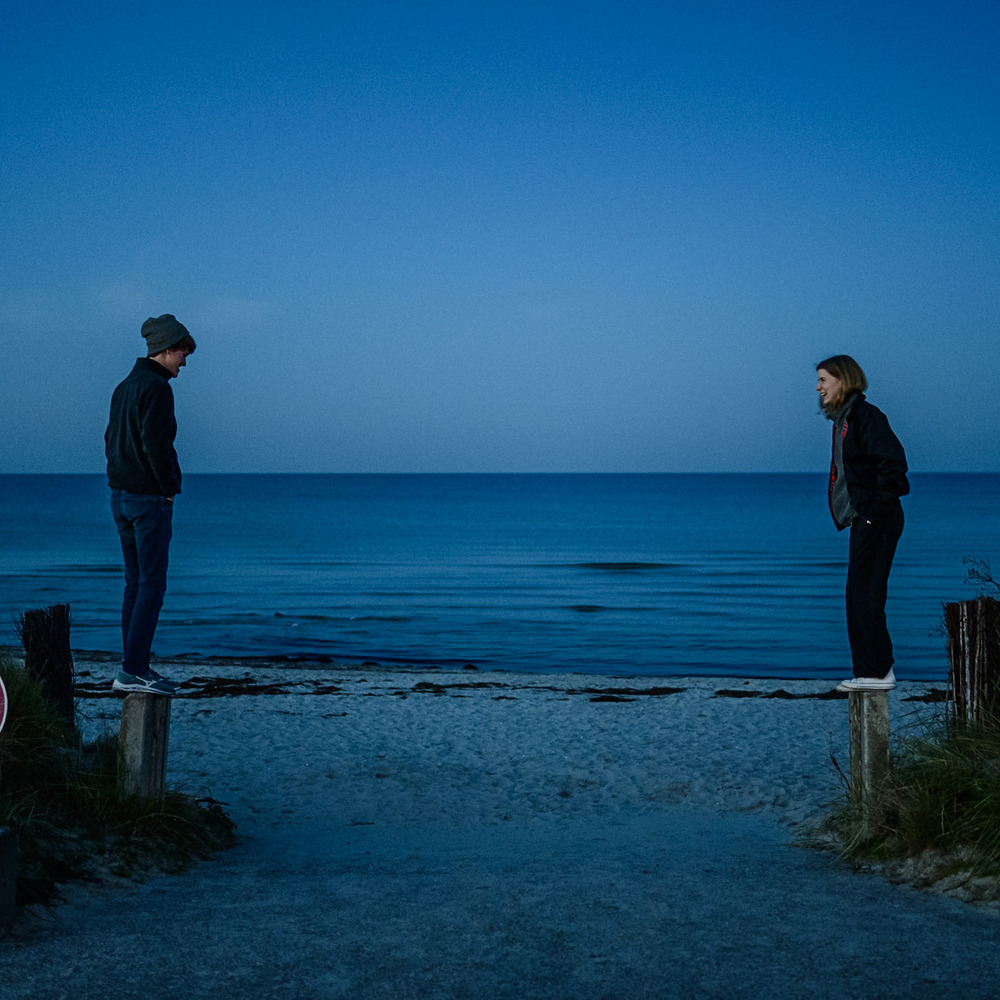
[836,668,896,692]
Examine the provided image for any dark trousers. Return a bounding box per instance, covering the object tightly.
[111,490,173,676]
[845,503,904,679]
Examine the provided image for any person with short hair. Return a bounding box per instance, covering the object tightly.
[816,355,909,692]
[105,314,197,695]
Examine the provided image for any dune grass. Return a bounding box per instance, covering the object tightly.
[885,716,1000,867]
[0,656,235,906]
[838,711,1000,882]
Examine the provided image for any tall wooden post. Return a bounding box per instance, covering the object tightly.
[0,827,16,939]
[18,604,75,729]
[848,690,890,834]
[119,694,171,798]
[945,596,1000,724]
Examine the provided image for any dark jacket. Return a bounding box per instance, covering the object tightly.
[105,358,182,496]
[832,393,908,530]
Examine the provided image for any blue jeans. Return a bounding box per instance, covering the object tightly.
[111,490,173,676]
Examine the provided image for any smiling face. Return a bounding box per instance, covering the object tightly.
[816,368,844,412]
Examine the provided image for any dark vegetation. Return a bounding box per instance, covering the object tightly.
[840,714,1000,880]
[0,656,235,907]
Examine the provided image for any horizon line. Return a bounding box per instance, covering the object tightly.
[2,469,997,477]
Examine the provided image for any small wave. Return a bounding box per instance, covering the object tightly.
[277,561,367,569]
[565,605,658,614]
[169,612,282,626]
[25,564,122,576]
[272,612,341,622]
[574,562,675,572]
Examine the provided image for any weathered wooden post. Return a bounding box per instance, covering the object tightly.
[0,827,16,939]
[848,690,891,833]
[17,604,75,729]
[945,596,1000,724]
[119,693,171,798]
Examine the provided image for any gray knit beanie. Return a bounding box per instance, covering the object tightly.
[141,314,196,355]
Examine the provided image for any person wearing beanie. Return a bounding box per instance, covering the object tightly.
[104,314,197,695]
[815,355,909,693]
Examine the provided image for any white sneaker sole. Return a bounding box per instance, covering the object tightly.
[836,679,896,692]
[112,678,174,696]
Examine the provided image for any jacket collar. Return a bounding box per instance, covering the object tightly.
[133,357,173,380]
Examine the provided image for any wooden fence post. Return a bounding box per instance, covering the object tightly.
[17,604,75,729]
[848,690,890,834]
[0,827,16,939]
[945,596,1000,724]
[119,694,171,798]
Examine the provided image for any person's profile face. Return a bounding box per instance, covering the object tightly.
[816,368,843,410]
[158,348,190,378]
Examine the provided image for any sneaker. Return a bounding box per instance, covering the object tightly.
[112,669,175,696]
[149,668,179,691]
[836,668,896,692]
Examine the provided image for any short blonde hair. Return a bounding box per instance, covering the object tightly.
[816,355,867,410]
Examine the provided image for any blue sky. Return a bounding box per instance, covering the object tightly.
[2,0,997,473]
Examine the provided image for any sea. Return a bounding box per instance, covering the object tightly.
[1,473,997,682]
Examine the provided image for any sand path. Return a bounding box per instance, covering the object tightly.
[3,663,998,998]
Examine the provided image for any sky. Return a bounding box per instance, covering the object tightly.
[2,0,998,473]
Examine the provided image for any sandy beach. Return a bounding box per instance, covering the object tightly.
[3,655,999,999]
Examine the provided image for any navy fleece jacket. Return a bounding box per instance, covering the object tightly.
[105,358,182,496]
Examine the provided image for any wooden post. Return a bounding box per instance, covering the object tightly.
[848,690,890,833]
[17,604,75,730]
[945,596,1000,724]
[0,827,16,939]
[119,693,171,798]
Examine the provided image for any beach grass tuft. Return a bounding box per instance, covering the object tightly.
[0,655,236,905]
[837,712,1000,886]
[887,716,1000,866]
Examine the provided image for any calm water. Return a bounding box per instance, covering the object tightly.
[1,473,997,680]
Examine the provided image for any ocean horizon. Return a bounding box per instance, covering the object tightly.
[2,472,997,681]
